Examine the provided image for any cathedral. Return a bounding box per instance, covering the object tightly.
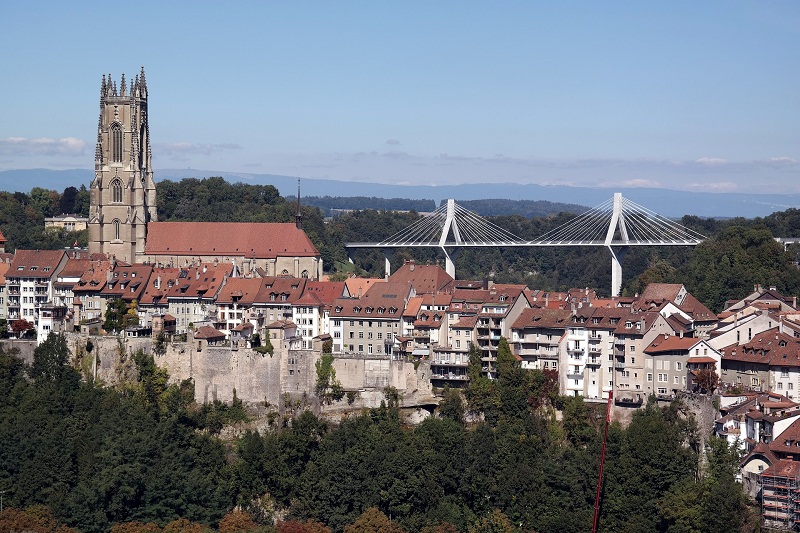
[88,69,323,279]
[88,68,157,262]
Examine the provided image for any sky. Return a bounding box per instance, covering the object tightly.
[0,1,798,194]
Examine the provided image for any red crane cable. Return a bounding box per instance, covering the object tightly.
[592,391,613,533]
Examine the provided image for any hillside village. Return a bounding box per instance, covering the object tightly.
[7,219,800,526]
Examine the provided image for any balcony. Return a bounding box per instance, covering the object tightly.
[586,357,601,366]
[567,373,583,380]
[431,373,469,381]
[615,362,625,369]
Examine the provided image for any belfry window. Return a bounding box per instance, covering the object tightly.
[113,219,121,240]
[111,123,123,162]
[112,179,122,203]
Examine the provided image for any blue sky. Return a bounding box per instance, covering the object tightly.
[0,1,798,193]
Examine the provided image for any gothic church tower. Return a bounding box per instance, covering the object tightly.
[88,68,157,263]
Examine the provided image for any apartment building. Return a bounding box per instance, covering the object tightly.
[329,281,413,356]
[6,250,69,325]
[612,311,675,405]
[643,334,721,399]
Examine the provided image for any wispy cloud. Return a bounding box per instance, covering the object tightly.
[155,142,241,156]
[694,157,727,166]
[385,138,401,145]
[686,181,738,192]
[0,137,87,156]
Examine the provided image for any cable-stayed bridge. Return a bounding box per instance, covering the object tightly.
[345,193,706,296]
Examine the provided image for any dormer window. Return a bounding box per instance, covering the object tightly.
[30,267,37,271]
[335,306,343,313]
[378,307,385,314]
[366,307,373,314]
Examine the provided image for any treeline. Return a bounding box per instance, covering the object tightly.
[0,186,90,252]
[0,337,750,532]
[288,195,437,216]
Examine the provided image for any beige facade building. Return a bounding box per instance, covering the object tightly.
[88,69,158,263]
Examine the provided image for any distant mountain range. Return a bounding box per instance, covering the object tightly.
[1,167,798,219]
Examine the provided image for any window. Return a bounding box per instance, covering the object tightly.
[778,382,784,390]
[358,331,363,339]
[358,344,363,352]
[113,219,121,240]
[349,332,354,339]
[658,373,667,382]
[657,387,667,395]
[674,376,679,384]
[111,178,123,203]
[791,383,795,390]
[676,362,682,371]
[111,123,122,162]
[456,340,461,348]
[334,320,341,327]
[647,373,653,382]
[333,331,341,338]
[782,368,790,378]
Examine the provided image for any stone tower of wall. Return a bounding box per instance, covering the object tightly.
[88,68,157,263]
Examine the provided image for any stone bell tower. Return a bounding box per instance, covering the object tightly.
[88,67,157,263]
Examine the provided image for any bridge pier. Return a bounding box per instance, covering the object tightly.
[442,247,461,279]
[608,246,627,297]
[384,249,394,280]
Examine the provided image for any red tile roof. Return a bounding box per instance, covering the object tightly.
[145,222,319,258]
[388,261,454,294]
[644,334,702,354]
[512,308,572,330]
[761,459,800,478]
[8,250,66,279]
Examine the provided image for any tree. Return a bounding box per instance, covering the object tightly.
[344,507,407,533]
[315,354,344,404]
[10,319,33,338]
[467,509,518,533]
[104,298,129,332]
[438,387,465,425]
[694,368,719,394]
[277,519,332,533]
[219,509,260,532]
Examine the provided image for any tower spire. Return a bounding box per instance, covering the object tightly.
[295,178,303,229]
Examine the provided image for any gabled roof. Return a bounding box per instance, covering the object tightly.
[163,262,232,301]
[8,250,66,279]
[404,296,423,318]
[638,283,684,304]
[254,277,307,305]
[644,334,703,354]
[194,325,226,340]
[58,256,90,279]
[721,328,800,367]
[768,417,800,457]
[145,222,319,258]
[512,308,572,330]
[388,261,454,294]
[344,277,385,298]
[331,281,412,319]
[293,280,346,307]
[101,264,153,301]
[73,259,112,293]
[215,278,263,306]
[613,311,664,336]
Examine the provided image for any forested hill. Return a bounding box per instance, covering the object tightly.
[286,196,589,219]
